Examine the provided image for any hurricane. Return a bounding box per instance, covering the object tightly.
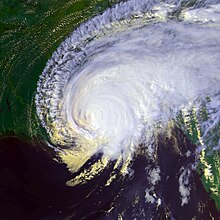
[35,0,220,190]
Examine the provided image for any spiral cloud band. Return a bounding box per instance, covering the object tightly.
[36,0,220,172]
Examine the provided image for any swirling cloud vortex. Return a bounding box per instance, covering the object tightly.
[36,0,220,170]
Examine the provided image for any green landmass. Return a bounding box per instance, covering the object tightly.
[177,103,220,210]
